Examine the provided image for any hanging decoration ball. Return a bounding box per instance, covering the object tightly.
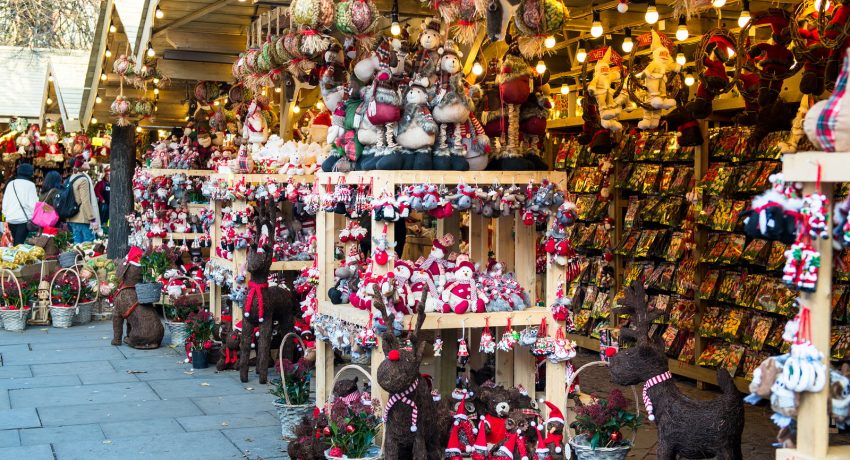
[194,81,221,105]
[290,0,334,55]
[132,98,154,118]
[111,96,131,126]
[610,431,623,442]
[112,55,132,76]
[451,0,482,45]
[514,0,568,58]
[335,0,380,52]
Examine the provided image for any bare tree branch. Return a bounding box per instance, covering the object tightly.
[0,0,99,49]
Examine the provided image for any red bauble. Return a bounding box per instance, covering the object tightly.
[345,424,355,433]
[323,426,332,436]
[610,431,622,442]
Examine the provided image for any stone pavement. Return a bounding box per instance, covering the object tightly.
[0,322,285,460]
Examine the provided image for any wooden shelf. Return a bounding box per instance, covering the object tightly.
[566,333,751,393]
[147,169,214,176]
[209,173,315,184]
[210,255,312,271]
[153,232,203,239]
[782,152,850,182]
[319,301,551,329]
[315,171,559,186]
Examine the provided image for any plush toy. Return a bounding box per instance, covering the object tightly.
[492,44,534,169]
[477,385,514,446]
[519,90,552,170]
[431,40,473,171]
[748,20,794,108]
[687,38,733,119]
[412,18,444,87]
[418,234,455,287]
[541,401,564,457]
[368,40,406,170]
[803,48,850,152]
[823,0,850,86]
[441,261,487,314]
[216,320,241,371]
[587,47,627,132]
[242,100,270,153]
[395,83,438,170]
[638,30,681,130]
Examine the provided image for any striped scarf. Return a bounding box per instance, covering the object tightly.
[643,371,671,422]
[384,379,419,432]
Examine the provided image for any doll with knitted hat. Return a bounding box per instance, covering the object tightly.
[587,47,627,132]
[432,40,473,171]
[639,30,681,130]
[540,400,565,458]
[396,81,438,170]
[413,18,443,88]
[453,396,478,452]
[418,233,455,287]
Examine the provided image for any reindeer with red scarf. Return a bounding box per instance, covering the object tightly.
[240,199,300,384]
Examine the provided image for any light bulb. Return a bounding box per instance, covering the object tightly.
[147,44,155,57]
[472,62,484,76]
[685,74,695,86]
[213,100,219,106]
[46,97,53,105]
[544,36,556,49]
[590,10,603,38]
[622,37,634,53]
[275,87,281,93]
[185,116,190,121]
[560,84,570,95]
[100,72,107,81]
[316,101,325,110]
[105,48,112,58]
[617,0,628,13]
[293,105,301,114]
[535,60,546,74]
[645,1,659,25]
[109,23,116,33]
[391,22,401,36]
[676,53,686,66]
[136,126,142,133]
[153,77,159,84]
[577,46,587,63]
[676,16,688,41]
[712,0,726,6]
[738,1,751,28]
[155,6,163,19]
[815,0,830,11]
[153,88,160,95]
[95,96,102,104]
[91,117,98,124]
[576,96,583,106]
[48,75,53,82]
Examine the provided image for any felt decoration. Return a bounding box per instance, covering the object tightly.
[497,317,518,351]
[457,335,470,367]
[451,0,483,45]
[433,332,443,356]
[513,0,568,58]
[111,96,132,127]
[608,281,744,459]
[687,31,735,119]
[479,318,496,354]
[805,48,850,152]
[335,0,380,52]
[290,0,334,55]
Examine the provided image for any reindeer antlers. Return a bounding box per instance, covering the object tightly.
[615,281,661,345]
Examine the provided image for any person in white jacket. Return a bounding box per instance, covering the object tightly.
[2,163,38,245]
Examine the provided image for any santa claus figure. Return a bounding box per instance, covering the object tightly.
[453,396,477,452]
[445,424,466,460]
[687,38,732,119]
[441,261,488,314]
[638,30,681,130]
[491,431,528,460]
[417,233,455,286]
[471,419,490,460]
[747,21,794,107]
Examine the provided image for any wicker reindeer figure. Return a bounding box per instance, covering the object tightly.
[608,281,744,460]
[372,286,441,460]
[111,249,165,349]
[240,199,299,384]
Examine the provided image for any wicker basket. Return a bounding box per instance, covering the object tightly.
[323,365,384,460]
[564,361,640,460]
[92,300,113,321]
[325,446,382,460]
[49,267,82,328]
[50,305,76,328]
[275,332,315,438]
[0,268,28,331]
[163,275,207,347]
[58,251,81,268]
[135,282,163,304]
[73,301,95,324]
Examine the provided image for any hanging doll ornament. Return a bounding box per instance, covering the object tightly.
[492,44,535,170]
[290,0,334,55]
[531,317,554,357]
[457,334,470,367]
[513,0,568,58]
[586,47,627,132]
[497,317,518,351]
[335,0,380,52]
[686,31,735,119]
[433,331,444,356]
[550,281,574,329]
[371,223,397,267]
[782,301,827,393]
[631,30,682,130]
[479,318,496,354]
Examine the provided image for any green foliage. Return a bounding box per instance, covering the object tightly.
[140,248,172,283]
[50,271,80,305]
[270,358,313,406]
[54,232,73,252]
[0,278,38,309]
[326,396,380,458]
[185,310,215,351]
[571,389,643,449]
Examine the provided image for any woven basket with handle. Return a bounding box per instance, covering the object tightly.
[274,332,315,438]
[49,267,82,328]
[163,275,205,347]
[0,268,29,331]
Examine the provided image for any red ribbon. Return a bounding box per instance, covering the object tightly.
[678,120,699,131]
[245,281,269,321]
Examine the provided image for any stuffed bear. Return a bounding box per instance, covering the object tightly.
[216,321,241,371]
[395,83,438,170]
[412,18,443,87]
[477,385,514,446]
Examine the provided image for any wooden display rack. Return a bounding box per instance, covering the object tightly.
[144,169,214,247]
[774,152,848,460]
[313,170,570,423]
[207,172,316,323]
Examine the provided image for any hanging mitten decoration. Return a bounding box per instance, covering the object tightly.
[531,317,553,356]
[479,318,496,354]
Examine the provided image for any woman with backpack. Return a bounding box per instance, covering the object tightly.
[64,157,100,244]
[40,170,62,203]
[1,164,38,245]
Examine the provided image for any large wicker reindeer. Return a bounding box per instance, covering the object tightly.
[240,199,299,384]
[372,285,442,460]
[608,281,744,460]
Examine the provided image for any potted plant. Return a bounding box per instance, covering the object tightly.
[271,342,315,437]
[569,389,643,460]
[49,269,81,328]
[164,295,201,347]
[136,247,172,304]
[0,276,32,331]
[324,395,382,460]
[185,309,215,369]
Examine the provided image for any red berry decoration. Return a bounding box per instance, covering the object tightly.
[345,424,355,433]
[604,347,618,358]
[610,431,622,442]
[329,446,345,457]
[323,426,332,436]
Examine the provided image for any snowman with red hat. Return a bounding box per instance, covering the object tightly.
[540,400,565,458]
[441,260,488,314]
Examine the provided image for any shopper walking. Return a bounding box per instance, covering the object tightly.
[94,166,110,228]
[40,170,63,203]
[66,157,100,243]
[1,164,38,245]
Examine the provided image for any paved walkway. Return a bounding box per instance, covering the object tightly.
[0,322,285,460]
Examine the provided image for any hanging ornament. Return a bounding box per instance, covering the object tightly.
[531,318,553,357]
[335,0,380,52]
[513,0,568,58]
[497,317,517,351]
[111,96,131,127]
[290,0,334,55]
[433,332,444,357]
[457,336,470,368]
[479,318,496,354]
[451,0,483,45]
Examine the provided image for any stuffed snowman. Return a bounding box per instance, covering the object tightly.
[396,83,438,170]
[441,261,488,314]
[638,30,680,130]
[242,100,270,153]
[431,40,472,171]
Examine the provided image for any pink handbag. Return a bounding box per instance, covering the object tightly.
[32,201,59,228]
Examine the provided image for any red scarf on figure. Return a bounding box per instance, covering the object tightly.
[245,281,268,322]
[224,332,240,365]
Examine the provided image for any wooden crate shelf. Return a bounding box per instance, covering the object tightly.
[319,301,550,329]
[209,173,315,184]
[316,170,558,186]
[210,255,312,272]
[147,168,214,176]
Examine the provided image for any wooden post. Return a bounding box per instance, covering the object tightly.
[514,212,536,301]
[495,217,515,271]
[794,181,833,459]
[468,213,488,267]
[495,327,515,386]
[316,339,335,407]
[107,124,135,259]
